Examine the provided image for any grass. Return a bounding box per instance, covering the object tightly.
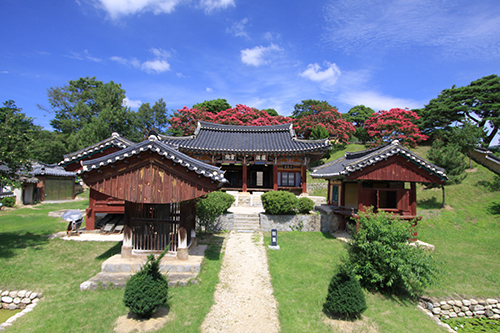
[0,200,225,333]
[265,232,445,333]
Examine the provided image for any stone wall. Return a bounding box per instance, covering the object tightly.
[420,297,500,320]
[418,297,500,332]
[0,289,42,330]
[260,213,339,232]
[207,213,234,232]
[306,182,327,193]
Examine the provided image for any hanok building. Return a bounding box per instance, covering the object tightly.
[310,140,448,232]
[59,133,135,230]
[158,121,332,194]
[78,135,227,259]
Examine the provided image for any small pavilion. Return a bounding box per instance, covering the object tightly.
[310,140,448,233]
[78,135,227,259]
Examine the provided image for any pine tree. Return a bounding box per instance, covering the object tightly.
[427,140,467,207]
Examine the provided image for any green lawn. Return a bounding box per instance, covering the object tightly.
[0,201,225,333]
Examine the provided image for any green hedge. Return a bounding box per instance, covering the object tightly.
[261,191,298,215]
[324,270,367,318]
[196,191,235,231]
[1,197,15,207]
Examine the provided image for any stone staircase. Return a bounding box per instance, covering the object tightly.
[233,213,261,232]
[80,245,207,290]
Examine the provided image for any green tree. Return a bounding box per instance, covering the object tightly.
[40,76,136,150]
[345,105,375,143]
[0,101,38,183]
[417,74,500,145]
[192,98,231,114]
[427,139,467,207]
[133,98,169,140]
[29,130,69,164]
[292,99,334,119]
[262,108,279,117]
[341,210,439,297]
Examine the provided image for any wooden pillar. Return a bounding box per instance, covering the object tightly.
[327,180,331,205]
[339,182,346,230]
[121,201,133,258]
[301,165,307,194]
[357,182,364,212]
[273,165,278,190]
[410,182,417,216]
[85,188,97,231]
[242,164,248,192]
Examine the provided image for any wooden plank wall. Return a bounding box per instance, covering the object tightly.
[83,154,220,204]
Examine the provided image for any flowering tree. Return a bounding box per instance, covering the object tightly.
[168,104,293,136]
[364,108,428,148]
[293,107,355,143]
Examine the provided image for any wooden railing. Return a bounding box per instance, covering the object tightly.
[131,219,179,253]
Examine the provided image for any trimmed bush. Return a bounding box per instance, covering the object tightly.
[2,197,15,207]
[123,252,169,318]
[196,191,235,232]
[341,210,439,296]
[261,191,298,215]
[297,197,314,214]
[324,270,367,318]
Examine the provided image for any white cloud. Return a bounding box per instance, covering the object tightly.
[323,0,500,58]
[206,87,213,92]
[241,44,282,67]
[1,71,8,74]
[68,49,102,62]
[96,0,234,18]
[339,90,422,111]
[299,62,341,86]
[200,0,235,13]
[141,59,170,73]
[123,97,142,108]
[227,18,249,38]
[111,48,171,74]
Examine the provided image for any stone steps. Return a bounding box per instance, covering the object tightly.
[233,213,260,231]
[80,245,207,290]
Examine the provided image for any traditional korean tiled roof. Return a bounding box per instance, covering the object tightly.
[310,140,448,180]
[59,132,135,166]
[30,162,77,178]
[79,135,228,183]
[159,121,331,154]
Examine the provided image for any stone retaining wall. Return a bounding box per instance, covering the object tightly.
[306,182,327,193]
[418,297,500,332]
[0,290,42,330]
[210,213,234,232]
[420,297,500,320]
[260,213,339,232]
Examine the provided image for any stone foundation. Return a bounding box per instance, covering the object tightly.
[0,289,42,330]
[260,213,339,232]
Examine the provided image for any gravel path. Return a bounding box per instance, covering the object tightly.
[201,231,280,333]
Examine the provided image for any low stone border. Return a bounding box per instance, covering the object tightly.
[0,290,42,330]
[418,297,500,332]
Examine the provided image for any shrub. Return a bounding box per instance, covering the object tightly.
[297,197,314,214]
[123,251,169,318]
[261,191,298,215]
[340,209,439,297]
[196,191,235,232]
[2,197,15,207]
[324,270,367,319]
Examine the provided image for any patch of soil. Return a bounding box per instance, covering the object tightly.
[324,314,378,333]
[114,307,172,333]
[443,205,454,211]
[465,168,478,173]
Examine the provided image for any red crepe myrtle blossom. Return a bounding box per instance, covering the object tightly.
[364,108,428,148]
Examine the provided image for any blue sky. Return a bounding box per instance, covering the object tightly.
[2,0,500,133]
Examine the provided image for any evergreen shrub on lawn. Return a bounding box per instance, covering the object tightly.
[297,197,314,214]
[324,270,367,319]
[261,191,298,215]
[2,196,16,207]
[124,251,169,318]
[341,209,439,297]
[196,191,235,231]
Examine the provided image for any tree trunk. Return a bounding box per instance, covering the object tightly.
[441,185,446,208]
